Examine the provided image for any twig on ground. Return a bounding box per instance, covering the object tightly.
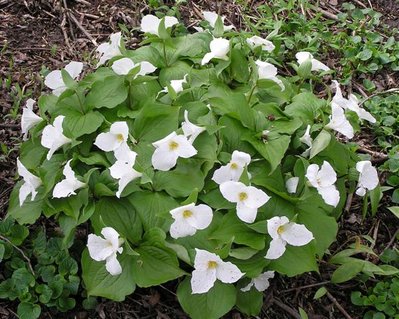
[0,123,19,129]
[357,147,388,163]
[353,82,368,98]
[352,0,367,8]
[326,291,353,319]
[68,11,98,46]
[345,192,354,213]
[281,281,330,293]
[359,88,399,106]
[272,298,301,319]
[384,228,399,250]
[312,6,339,21]
[0,235,35,276]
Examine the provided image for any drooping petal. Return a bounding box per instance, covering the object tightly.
[311,59,330,71]
[236,202,258,223]
[101,227,121,250]
[253,271,275,292]
[64,61,84,79]
[19,183,32,206]
[140,14,160,35]
[21,99,42,139]
[112,58,136,75]
[151,148,179,171]
[115,170,142,198]
[105,253,122,275]
[305,164,320,188]
[216,261,244,283]
[326,103,354,139]
[318,161,337,187]
[52,180,77,198]
[300,125,312,147]
[44,70,64,91]
[96,32,122,67]
[219,181,246,203]
[41,116,71,160]
[210,38,230,59]
[187,204,213,230]
[267,216,289,240]
[240,281,254,292]
[243,186,270,209]
[281,223,314,246]
[138,61,157,76]
[174,135,197,158]
[247,36,275,52]
[201,52,216,66]
[265,238,287,260]
[164,16,179,28]
[87,234,114,261]
[231,150,251,166]
[170,219,197,239]
[356,160,378,191]
[191,269,217,294]
[356,187,367,197]
[212,165,242,185]
[317,185,340,207]
[181,110,205,144]
[286,177,299,194]
[203,11,218,27]
[94,133,120,152]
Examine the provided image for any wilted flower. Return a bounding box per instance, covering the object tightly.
[111,57,157,77]
[140,14,179,37]
[21,98,42,140]
[219,181,270,223]
[169,203,213,239]
[87,227,123,276]
[41,115,71,160]
[241,271,275,292]
[53,160,85,198]
[202,11,234,31]
[201,38,230,65]
[306,161,340,207]
[181,110,206,144]
[191,249,244,294]
[151,132,197,171]
[212,150,251,185]
[326,102,354,139]
[285,177,299,194]
[265,216,314,259]
[255,60,285,90]
[96,32,122,67]
[94,121,129,152]
[44,61,83,96]
[246,35,275,52]
[17,158,42,206]
[355,161,379,196]
[299,125,313,157]
[109,143,142,198]
[295,51,330,72]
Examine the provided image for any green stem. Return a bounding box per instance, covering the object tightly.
[163,41,168,67]
[247,85,257,103]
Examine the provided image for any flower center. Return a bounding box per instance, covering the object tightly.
[182,210,193,218]
[169,141,179,151]
[230,162,238,170]
[207,261,218,269]
[277,225,285,235]
[116,133,124,142]
[239,192,248,201]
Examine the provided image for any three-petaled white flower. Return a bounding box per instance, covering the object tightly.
[295,51,330,72]
[285,177,299,194]
[255,60,285,90]
[220,181,270,223]
[96,32,122,67]
[326,102,354,139]
[191,249,244,294]
[160,74,188,95]
[265,216,314,259]
[87,227,123,276]
[17,158,42,206]
[109,143,142,198]
[181,110,206,144]
[140,14,179,37]
[21,98,42,140]
[306,161,340,207]
[241,271,275,292]
[201,38,230,65]
[94,121,129,152]
[355,161,379,196]
[247,36,275,52]
[111,57,157,77]
[151,132,197,171]
[169,203,213,239]
[202,11,234,32]
[331,81,376,123]
[299,125,313,157]
[44,61,83,96]
[41,115,71,160]
[53,160,85,198]
[212,150,251,185]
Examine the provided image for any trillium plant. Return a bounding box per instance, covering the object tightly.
[8,11,383,319]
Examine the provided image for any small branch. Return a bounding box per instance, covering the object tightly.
[0,235,35,276]
[358,88,399,106]
[0,123,19,129]
[68,11,98,46]
[384,228,399,250]
[345,192,354,213]
[272,298,301,319]
[326,291,353,319]
[312,6,339,21]
[281,281,330,293]
[357,147,388,162]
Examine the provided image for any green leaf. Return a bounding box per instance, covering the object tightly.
[331,261,364,283]
[297,59,312,78]
[0,243,4,262]
[299,307,309,319]
[82,249,136,301]
[62,110,104,138]
[230,48,249,83]
[87,76,128,109]
[313,286,327,299]
[357,49,372,61]
[213,16,225,37]
[387,206,399,219]
[19,138,47,170]
[285,92,326,123]
[177,278,236,319]
[17,303,41,319]
[369,185,382,216]
[236,286,263,316]
[309,130,331,159]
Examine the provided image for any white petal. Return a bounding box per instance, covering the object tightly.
[188,204,213,229]
[247,36,275,52]
[87,234,114,261]
[41,116,71,160]
[299,125,312,147]
[286,177,299,194]
[53,180,77,198]
[115,170,141,198]
[96,32,122,67]
[219,181,246,203]
[191,269,217,294]
[317,185,340,207]
[253,271,275,292]
[326,103,354,139]
[114,143,137,163]
[243,186,270,209]
[170,219,197,239]
[112,58,135,75]
[151,148,179,171]
[256,60,278,78]
[267,216,289,240]
[236,202,258,223]
[174,135,197,158]
[231,150,251,166]
[305,164,320,188]
[94,133,120,152]
[358,108,376,123]
[240,280,254,292]
[357,161,379,191]
[265,238,286,260]
[164,16,179,28]
[212,165,242,185]
[203,11,218,27]
[44,70,64,90]
[311,59,330,71]
[181,110,205,144]
[201,52,215,65]
[63,160,75,180]
[140,14,160,35]
[318,161,337,187]
[194,249,222,270]
[19,182,32,206]
[216,261,244,283]
[295,51,313,65]
[356,187,367,196]
[209,38,230,59]
[64,61,84,79]
[138,61,157,76]
[281,223,314,246]
[105,253,122,276]
[109,160,130,179]
[110,122,129,139]
[101,227,120,250]
[21,100,42,138]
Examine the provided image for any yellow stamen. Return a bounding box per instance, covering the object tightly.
[239,192,248,201]
[169,141,179,150]
[183,210,193,218]
[208,261,218,269]
[230,162,238,170]
[277,225,285,235]
[116,133,124,142]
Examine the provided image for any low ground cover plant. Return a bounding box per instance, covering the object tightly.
[4,9,398,319]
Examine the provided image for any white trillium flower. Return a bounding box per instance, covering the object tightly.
[246,36,275,52]
[265,216,314,260]
[220,181,270,223]
[181,110,206,144]
[255,60,285,91]
[295,51,330,72]
[212,150,251,185]
[201,38,230,65]
[355,161,379,196]
[96,32,122,67]
[17,158,42,206]
[109,143,142,198]
[191,249,244,294]
[326,102,354,139]
[87,227,123,276]
[241,271,275,292]
[94,121,129,152]
[53,160,85,198]
[140,14,179,37]
[21,98,42,140]
[285,177,299,194]
[44,61,83,96]
[306,161,340,207]
[202,11,234,32]
[169,202,213,239]
[111,57,157,77]
[151,131,197,171]
[41,115,71,160]
[299,125,313,157]
[160,74,188,95]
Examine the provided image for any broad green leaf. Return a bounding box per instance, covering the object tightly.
[313,286,327,299]
[62,110,104,138]
[87,76,128,109]
[388,206,399,219]
[299,307,309,319]
[285,92,325,123]
[177,278,236,319]
[236,286,263,316]
[19,138,47,170]
[369,185,382,216]
[331,261,364,283]
[82,249,135,301]
[230,48,249,83]
[17,303,41,319]
[309,130,331,159]
[297,59,312,78]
